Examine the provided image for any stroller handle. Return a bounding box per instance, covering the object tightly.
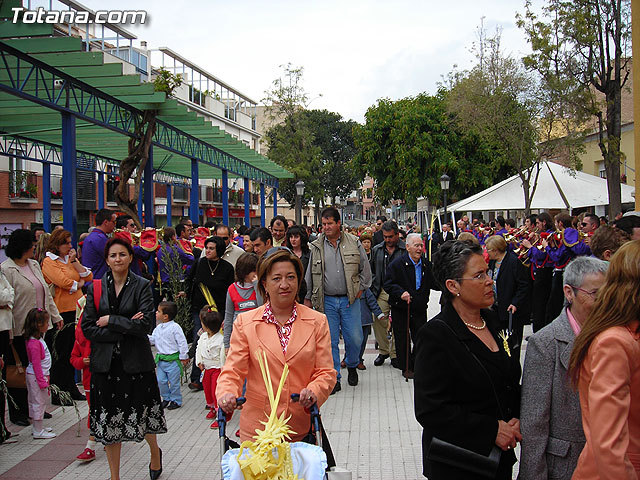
[217,396,246,437]
[290,393,319,416]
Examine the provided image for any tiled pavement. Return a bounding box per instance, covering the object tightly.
[1,292,528,479]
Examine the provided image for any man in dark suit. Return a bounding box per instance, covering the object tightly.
[384,233,440,378]
[434,223,455,248]
[372,215,387,246]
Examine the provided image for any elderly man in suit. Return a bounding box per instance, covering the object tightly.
[519,256,608,480]
[383,233,439,379]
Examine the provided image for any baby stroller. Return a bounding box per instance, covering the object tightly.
[218,394,336,480]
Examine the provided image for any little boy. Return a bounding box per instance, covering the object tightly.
[148,301,189,410]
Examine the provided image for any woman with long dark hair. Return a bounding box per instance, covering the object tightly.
[569,240,640,479]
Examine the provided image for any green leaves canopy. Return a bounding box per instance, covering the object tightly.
[353,93,495,206]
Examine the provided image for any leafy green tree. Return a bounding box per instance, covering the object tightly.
[353,93,496,207]
[445,29,545,215]
[263,64,324,209]
[301,109,362,205]
[517,0,631,215]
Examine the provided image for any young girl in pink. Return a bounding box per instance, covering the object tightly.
[24,308,56,439]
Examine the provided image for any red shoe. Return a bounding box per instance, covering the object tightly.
[76,448,96,462]
[210,421,219,429]
[206,409,216,419]
[235,429,240,438]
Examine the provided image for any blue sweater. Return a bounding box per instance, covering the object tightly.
[360,288,383,326]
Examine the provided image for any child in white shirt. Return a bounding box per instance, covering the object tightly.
[195,306,225,428]
[148,301,189,410]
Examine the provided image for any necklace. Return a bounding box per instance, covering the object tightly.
[207,259,220,277]
[462,319,487,330]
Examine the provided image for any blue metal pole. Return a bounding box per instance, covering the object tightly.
[273,187,278,216]
[97,171,105,210]
[61,113,77,244]
[144,147,154,227]
[260,183,266,227]
[221,169,229,226]
[166,184,172,226]
[137,187,143,224]
[42,162,51,232]
[190,158,199,223]
[243,177,250,227]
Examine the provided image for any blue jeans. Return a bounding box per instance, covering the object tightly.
[324,295,362,381]
[157,360,183,405]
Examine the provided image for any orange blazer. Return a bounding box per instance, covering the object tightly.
[573,322,640,480]
[216,303,336,443]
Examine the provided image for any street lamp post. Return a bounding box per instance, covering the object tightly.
[295,180,305,225]
[440,173,450,225]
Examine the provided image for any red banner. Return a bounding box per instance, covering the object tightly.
[205,207,256,218]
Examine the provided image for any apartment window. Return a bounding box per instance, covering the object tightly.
[174,185,188,202]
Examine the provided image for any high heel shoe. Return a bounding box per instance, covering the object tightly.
[149,448,162,480]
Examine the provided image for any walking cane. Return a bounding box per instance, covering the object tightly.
[405,299,411,383]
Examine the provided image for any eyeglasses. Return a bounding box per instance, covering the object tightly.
[572,286,599,298]
[219,236,229,240]
[456,271,491,282]
[581,222,588,227]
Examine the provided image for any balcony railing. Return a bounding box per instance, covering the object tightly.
[9,170,38,199]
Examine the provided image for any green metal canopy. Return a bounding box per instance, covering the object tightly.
[0,26,291,183]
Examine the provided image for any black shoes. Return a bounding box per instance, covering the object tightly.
[161,400,170,409]
[188,382,203,391]
[390,358,401,369]
[166,402,181,410]
[149,448,162,480]
[347,367,358,386]
[373,354,389,366]
[11,418,30,427]
[44,412,52,419]
[330,382,341,395]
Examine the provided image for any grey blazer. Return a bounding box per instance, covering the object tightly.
[518,308,585,480]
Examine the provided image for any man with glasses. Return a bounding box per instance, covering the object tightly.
[383,233,439,379]
[81,208,116,279]
[372,215,387,246]
[214,224,244,267]
[370,220,405,367]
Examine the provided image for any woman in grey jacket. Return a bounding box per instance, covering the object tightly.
[519,256,608,480]
[1,229,62,426]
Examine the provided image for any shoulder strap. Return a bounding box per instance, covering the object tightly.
[92,279,102,311]
[436,319,505,418]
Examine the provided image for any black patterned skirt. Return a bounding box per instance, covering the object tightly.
[89,356,167,445]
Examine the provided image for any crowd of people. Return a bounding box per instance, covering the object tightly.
[1,206,640,480]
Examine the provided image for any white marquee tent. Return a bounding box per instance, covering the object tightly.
[446,161,636,213]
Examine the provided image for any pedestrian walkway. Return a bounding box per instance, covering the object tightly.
[0,293,528,479]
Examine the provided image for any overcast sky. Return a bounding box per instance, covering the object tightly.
[75,0,539,123]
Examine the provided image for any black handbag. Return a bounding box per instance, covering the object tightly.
[428,437,501,478]
[426,319,509,478]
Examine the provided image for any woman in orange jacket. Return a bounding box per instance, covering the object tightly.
[570,240,640,479]
[42,229,92,402]
[217,249,336,443]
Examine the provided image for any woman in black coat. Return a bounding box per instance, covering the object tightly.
[183,236,234,387]
[82,237,166,480]
[414,240,521,480]
[486,235,530,352]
